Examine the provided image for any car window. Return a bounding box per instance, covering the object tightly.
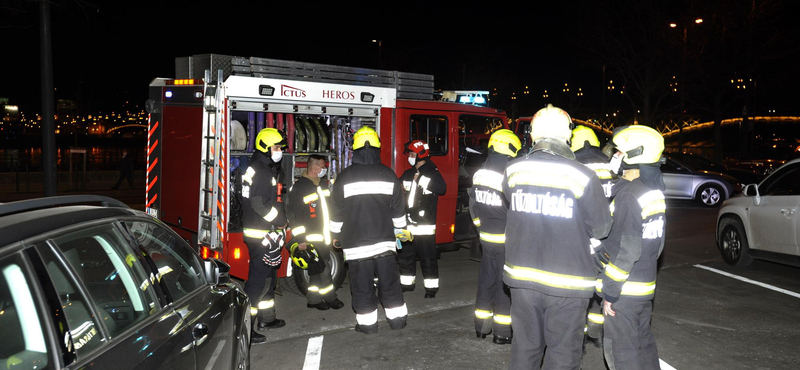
[0,254,52,370]
[125,221,206,302]
[761,164,800,196]
[50,224,160,340]
[410,115,448,155]
[661,159,688,173]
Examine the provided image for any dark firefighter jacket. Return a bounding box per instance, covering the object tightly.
[599,178,666,303]
[468,152,511,245]
[287,176,332,246]
[241,151,287,237]
[575,145,616,198]
[400,160,446,236]
[501,140,613,299]
[329,147,407,261]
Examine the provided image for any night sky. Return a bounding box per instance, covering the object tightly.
[2,0,798,118]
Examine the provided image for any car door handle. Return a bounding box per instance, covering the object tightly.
[192,323,209,345]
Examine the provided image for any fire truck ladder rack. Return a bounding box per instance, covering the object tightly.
[197,69,228,252]
[176,54,435,101]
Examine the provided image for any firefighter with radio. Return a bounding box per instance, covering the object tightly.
[399,139,447,298]
[287,154,345,311]
[468,129,521,345]
[599,125,666,370]
[241,128,289,344]
[502,104,613,369]
[570,124,617,350]
[329,126,410,334]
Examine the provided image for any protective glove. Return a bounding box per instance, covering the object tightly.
[395,228,414,242]
[590,238,610,273]
[263,252,282,267]
[261,230,285,267]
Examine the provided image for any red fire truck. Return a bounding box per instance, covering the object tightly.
[145,54,507,293]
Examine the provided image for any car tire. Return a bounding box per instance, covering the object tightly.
[719,221,753,267]
[280,248,346,296]
[235,312,250,370]
[697,183,724,207]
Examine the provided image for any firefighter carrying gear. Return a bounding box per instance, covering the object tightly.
[242,133,287,336]
[395,229,414,242]
[400,149,446,297]
[329,137,408,333]
[286,160,342,308]
[503,105,613,370]
[290,242,326,275]
[600,126,666,370]
[530,103,574,144]
[469,129,518,342]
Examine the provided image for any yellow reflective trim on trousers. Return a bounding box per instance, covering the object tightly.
[303,193,319,204]
[307,285,319,292]
[588,312,604,324]
[292,225,306,236]
[319,285,334,295]
[243,228,268,238]
[604,263,630,282]
[504,263,596,291]
[264,207,279,222]
[250,307,258,316]
[258,300,275,309]
[507,172,586,199]
[493,314,512,325]
[475,309,493,319]
[596,280,657,296]
[472,217,481,227]
[479,231,505,244]
[306,234,324,242]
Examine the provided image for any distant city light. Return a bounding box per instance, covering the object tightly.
[669,23,677,28]
[695,18,703,24]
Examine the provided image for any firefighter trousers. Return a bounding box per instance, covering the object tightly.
[475,242,512,338]
[243,236,278,324]
[509,288,588,370]
[603,298,660,370]
[586,294,604,339]
[348,253,408,334]
[398,234,439,294]
[306,244,338,305]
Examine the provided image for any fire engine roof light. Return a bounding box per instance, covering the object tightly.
[360,92,375,103]
[259,85,275,96]
[473,96,486,105]
[166,79,201,85]
[459,96,472,104]
[165,90,173,99]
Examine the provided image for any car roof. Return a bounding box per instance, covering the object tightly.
[0,196,143,248]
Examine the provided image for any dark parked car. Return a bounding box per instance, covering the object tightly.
[0,196,250,370]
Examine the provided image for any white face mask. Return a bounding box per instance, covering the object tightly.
[408,156,416,167]
[318,168,327,178]
[271,150,283,163]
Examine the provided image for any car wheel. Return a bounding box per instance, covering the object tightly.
[719,221,753,267]
[281,248,346,296]
[235,313,250,370]
[697,183,724,207]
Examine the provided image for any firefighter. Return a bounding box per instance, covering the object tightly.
[502,104,613,369]
[599,125,666,370]
[286,154,344,310]
[570,125,615,350]
[468,129,521,345]
[399,140,447,298]
[329,126,410,334]
[241,128,288,344]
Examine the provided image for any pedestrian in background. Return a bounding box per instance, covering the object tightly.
[111,150,134,189]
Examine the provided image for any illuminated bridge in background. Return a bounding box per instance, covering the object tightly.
[106,124,148,134]
[573,116,800,140]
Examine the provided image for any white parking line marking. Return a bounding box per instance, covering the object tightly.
[303,335,324,370]
[660,358,678,370]
[694,264,800,299]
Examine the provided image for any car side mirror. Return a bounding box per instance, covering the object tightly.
[744,184,761,205]
[203,258,231,285]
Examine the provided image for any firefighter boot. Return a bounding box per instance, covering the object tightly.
[328,299,345,310]
[257,318,286,331]
[493,335,512,345]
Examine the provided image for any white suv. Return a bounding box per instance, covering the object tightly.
[716,158,800,267]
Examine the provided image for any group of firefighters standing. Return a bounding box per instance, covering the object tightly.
[238,103,666,370]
